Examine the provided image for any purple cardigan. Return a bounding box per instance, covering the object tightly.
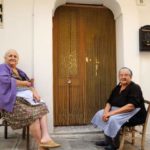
[0,63,29,112]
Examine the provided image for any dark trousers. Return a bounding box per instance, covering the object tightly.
[105,131,120,148]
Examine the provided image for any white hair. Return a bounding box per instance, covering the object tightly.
[4,49,19,58]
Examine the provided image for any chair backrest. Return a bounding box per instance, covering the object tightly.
[119,100,150,150]
[143,100,150,129]
[0,111,4,127]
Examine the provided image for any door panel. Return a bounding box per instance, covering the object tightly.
[53,7,84,125]
[82,8,116,122]
[53,5,116,126]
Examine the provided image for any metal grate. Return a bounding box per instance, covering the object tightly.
[0,0,3,28]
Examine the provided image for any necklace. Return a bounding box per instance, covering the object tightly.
[12,68,19,76]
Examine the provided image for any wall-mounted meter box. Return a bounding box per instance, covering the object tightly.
[0,0,3,28]
[139,25,150,51]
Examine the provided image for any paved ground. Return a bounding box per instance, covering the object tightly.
[0,125,150,150]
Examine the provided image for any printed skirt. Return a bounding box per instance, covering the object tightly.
[1,97,49,129]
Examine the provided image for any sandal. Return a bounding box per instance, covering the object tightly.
[38,147,48,150]
[39,140,60,148]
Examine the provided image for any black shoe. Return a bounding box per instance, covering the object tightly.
[95,141,109,146]
[104,144,117,150]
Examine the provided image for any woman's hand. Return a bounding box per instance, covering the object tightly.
[24,81,32,87]
[16,80,32,87]
[102,103,111,122]
[102,112,110,122]
[32,88,41,102]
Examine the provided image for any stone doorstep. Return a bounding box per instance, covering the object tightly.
[53,125,102,134]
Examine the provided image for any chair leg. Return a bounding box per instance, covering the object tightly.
[22,126,30,150]
[119,128,126,150]
[4,120,8,139]
[26,126,30,150]
[141,130,146,150]
[131,127,135,145]
[22,126,26,139]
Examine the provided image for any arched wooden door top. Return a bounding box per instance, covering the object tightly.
[53,4,116,126]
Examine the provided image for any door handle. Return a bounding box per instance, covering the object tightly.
[85,57,92,63]
[67,79,72,84]
[95,58,100,76]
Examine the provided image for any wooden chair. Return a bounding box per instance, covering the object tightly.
[0,112,8,139]
[119,100,150,150]
[0,111,30,150]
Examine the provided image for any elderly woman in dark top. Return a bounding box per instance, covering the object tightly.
[0,49,60,150]
[91,67,147,150]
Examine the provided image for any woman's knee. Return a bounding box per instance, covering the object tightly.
[30,118,40,129]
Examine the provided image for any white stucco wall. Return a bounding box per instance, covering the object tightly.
[138,1,150,99]
[0,0,150,134]
[33,0,54,131]
[0,0,33,75]
[137,1,150,135]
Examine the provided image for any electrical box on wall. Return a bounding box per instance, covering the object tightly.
[139,25,150,51]
[136,0,146,6]
[0,0,3,28]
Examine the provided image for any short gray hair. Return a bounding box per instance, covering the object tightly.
[119,67,133,77]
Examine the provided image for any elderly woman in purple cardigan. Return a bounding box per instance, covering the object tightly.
[0,49,60,150]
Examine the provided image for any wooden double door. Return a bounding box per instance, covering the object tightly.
[53,4,116,126]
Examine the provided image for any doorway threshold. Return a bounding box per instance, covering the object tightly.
[53,124,102,135]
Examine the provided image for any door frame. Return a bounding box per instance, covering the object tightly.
[32,0,141,131]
